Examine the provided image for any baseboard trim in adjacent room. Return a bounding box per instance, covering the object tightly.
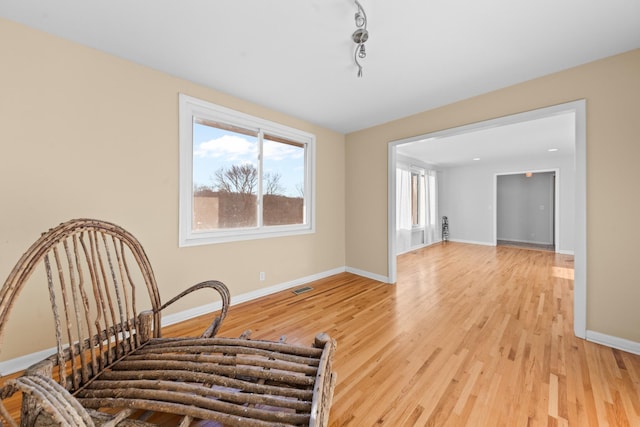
[586,330,640,356]
[449,239,495,247]
[497,238,553,246]
[396,240,442,256]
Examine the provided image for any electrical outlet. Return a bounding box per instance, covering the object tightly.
[259,272,265,281]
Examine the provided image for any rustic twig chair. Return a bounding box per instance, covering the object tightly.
[0,219,336,426]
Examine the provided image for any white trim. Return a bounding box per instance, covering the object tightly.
[0,347,57,377]
[162,266,348,327]
[557,249,574,256]
[494,238,554,246]
[388,100,587,339]
[395,240,442,256]
[573,100,587,339]
[448,239,495,247]
[388,144,398,283]
[345,267,391,284]
[225,267,346,304]
[586,330,640,356]
[0,267,348,375]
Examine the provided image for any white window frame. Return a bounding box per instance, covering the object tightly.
[179,94,316,246]
[410,168,426,229]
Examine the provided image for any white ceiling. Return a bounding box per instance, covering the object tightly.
[1,1,639,134]
[396,111,576,167]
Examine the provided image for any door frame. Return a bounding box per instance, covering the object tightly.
[388,99,586,338]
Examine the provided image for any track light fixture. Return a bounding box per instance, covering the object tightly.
[352,0,368,77]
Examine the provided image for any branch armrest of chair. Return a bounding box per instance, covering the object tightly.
[159,280,230,338]
[24,358,54,378]
[6,375,94,427]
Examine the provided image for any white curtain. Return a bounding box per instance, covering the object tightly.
[424,170,438,245]
[396,168,412,253]
[396,167,439,253]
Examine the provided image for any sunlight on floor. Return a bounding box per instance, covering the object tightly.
[552,266,574,280]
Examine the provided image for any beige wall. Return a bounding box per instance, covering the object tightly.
[1,15,638,357]
[0,19,346,359]
[346,49,640,342]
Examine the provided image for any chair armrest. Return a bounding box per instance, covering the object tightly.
[6,375,94,427]
[159,280,230,338]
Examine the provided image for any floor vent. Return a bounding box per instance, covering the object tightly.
[292,286,313,295]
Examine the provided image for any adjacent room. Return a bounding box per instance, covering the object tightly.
[1,1,639,425]
[393,109,576,256]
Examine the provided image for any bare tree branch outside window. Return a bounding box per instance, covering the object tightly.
[264,171,284,195]
[214,164,258,194]
[213,165,286,196]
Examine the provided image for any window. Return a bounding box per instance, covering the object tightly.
[410,170,426,227]
[179,94,315,246]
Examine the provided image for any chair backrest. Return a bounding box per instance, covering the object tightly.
[0,219,161,391]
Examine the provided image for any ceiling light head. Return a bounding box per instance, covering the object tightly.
[548,148,559,152]
[352,28,369,44]
[358,44,367,59]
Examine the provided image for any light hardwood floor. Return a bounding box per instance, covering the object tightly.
[5,242,640,425]
[170,241,640,426]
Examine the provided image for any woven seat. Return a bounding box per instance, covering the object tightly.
[0,219,336,426]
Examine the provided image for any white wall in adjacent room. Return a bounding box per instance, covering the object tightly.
[439,154,574,253]
[497,172,555,245]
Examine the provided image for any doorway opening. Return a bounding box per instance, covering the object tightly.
[495,169,559,252]
[387,100,586,338]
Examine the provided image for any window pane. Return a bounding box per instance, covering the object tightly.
[192,121,259,231]
[411,173,419,226]
[262,136,305,226]
[411,172,427,227]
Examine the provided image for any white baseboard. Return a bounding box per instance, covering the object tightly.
[0,347,58,377]
[162,266,348,327]
[449,238,495,247]
[0,266,348,375]
[396,240,442,256]
[586,330,640,355]
[450,239,575,255]
[345,266,390,284]
[497,238,553,246]
[557,249,575,255]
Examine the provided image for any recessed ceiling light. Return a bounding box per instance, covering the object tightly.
[472,157,480,161]
[548,148,559,152]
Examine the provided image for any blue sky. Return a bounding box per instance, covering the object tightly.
[193,123,304,197]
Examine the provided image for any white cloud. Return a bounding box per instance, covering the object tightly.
[263,140,304,161]
[194,135,257,162]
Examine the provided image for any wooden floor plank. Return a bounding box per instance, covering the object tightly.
[120,242,640,427]
[4,242,640,426]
